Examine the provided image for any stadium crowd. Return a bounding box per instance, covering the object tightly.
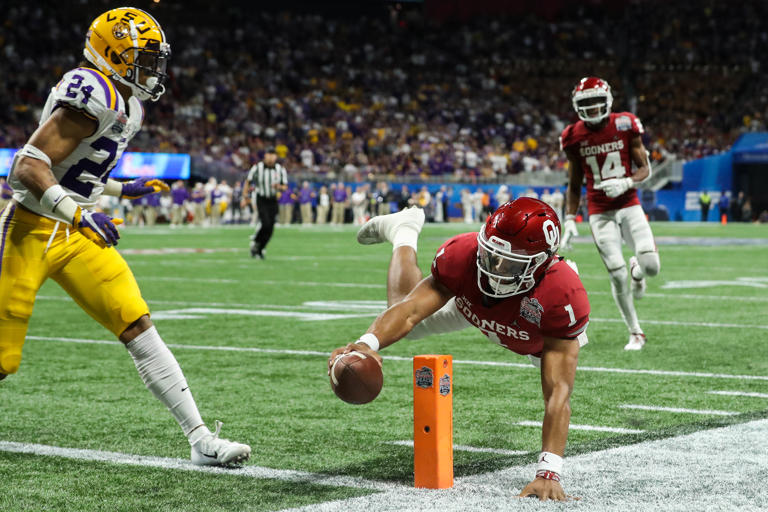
[2,1,767,184]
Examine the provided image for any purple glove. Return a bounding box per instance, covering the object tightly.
[76,209,122,246]
[121,178,170,199]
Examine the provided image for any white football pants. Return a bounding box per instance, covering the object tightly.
[589,204,660,333]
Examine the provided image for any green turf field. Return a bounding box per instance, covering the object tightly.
[1,220,766,511]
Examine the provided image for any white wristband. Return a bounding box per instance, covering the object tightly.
[536,451,563,475]
[103,179,124,197]
[356,333,380,352]
[40,185,79,225]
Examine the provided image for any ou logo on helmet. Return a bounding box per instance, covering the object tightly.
[542,220,559,251]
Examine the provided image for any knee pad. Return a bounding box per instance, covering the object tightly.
[608,265,629,294]
[0,352,21,375]
[638,252,660,277]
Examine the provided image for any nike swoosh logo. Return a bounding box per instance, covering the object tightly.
[181,387,189,392]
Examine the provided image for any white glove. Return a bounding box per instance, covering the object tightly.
[595,177,634,198]
[561,215,579,250]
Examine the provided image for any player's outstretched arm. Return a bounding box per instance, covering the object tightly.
[518,335,580,502]
[327,276,452,369]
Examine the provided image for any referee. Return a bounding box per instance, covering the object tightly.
[246,147,288,258]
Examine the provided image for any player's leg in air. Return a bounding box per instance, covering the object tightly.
[357,206,426,306]
[620,205,660,301]
[357,206,471,337]
[589,211,646,350]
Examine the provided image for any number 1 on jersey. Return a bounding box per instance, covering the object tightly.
[585,150,625,185]
[564,304,576,327]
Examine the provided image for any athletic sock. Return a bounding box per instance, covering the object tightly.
[126,326,204,438]
[392,225,419,252]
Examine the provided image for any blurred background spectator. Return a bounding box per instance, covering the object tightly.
[2,0,766,187]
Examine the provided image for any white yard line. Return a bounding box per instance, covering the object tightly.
[708,390,768,399]
[384,441,526,456]
[588,316,768,330]
[32,294,768,330]
[27,336,768,382]
[619,404,738,416]
[514,421,644,434]
[281,419,768,512]
[0,440,399,491]
[588,290,768,302]
[136,276,386,288]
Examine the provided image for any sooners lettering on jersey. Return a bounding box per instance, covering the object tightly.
[431,233,589,356]
[560,112,644,215]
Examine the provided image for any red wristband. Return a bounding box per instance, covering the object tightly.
[535,470,561,482]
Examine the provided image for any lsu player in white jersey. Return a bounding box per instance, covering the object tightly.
[1,7,250,466]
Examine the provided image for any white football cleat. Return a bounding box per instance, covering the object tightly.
[190,421,251,466]
[629,256,646,300]
[624,332,646,351]
[356,206,425,245]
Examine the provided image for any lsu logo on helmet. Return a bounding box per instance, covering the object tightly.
[83,7,171,102]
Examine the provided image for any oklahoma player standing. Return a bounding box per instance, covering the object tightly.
[1,7,249,466]
[329,199,590,501]
[559,77,660,351]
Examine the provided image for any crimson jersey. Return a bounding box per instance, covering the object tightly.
[431,233,590,356]
[560,112,644,215]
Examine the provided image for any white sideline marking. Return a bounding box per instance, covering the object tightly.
[619,404,738,416]
[0,441,399,491]
[283,419,768,512]
[708,390,768,399]
[384,440,526,456]
[514,421,645,434]
[27,336,768,382]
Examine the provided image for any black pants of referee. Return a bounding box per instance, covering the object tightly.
[253,195,279,252]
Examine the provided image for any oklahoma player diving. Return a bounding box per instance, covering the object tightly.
[329,199,590,501]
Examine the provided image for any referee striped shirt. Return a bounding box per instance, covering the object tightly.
[246,162,288,198]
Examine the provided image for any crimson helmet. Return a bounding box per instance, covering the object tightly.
[477,198,561,298]
[572,77,613,124]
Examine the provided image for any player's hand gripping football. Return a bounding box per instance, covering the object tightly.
[73,207,123,247]
[595,177,634,198]
[327,342,382,376]
[519,477,569,502]
[121,177,171,199]
[561,215,579,250]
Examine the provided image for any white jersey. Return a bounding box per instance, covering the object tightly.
[10,67,143,218]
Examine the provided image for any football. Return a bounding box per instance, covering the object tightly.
[329,351,383,404]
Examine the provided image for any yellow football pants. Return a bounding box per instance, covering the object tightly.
[0,203,149,375]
